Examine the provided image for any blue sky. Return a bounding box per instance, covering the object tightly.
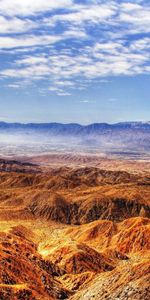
[0,0,150,124]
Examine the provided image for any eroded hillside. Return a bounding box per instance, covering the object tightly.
[0,159,149,299]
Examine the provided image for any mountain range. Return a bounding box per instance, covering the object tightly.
[0,121,149,155]
[0,121,150,133]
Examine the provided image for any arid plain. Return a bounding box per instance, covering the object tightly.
[0,153,149,300]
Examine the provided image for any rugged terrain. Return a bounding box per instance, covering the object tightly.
[0,158,149,299]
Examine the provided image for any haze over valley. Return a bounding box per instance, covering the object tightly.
[0,121,150,160]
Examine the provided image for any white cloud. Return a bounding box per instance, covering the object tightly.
[0,34,61,49]
[1,35,150,86]
[15,55,48,65]
[1,1,150,95]
[48,86,71,96]
[0,0,73,16]
[7,83,20,88]
[0,16,36,33]
[63,28,88,39]
[121,3,141,11]
[0,27,87,50]
[80,99,90,103]
[47,3,116,26]
[130,38,150,51]
[55,80,75,87]
[57,91,71,96]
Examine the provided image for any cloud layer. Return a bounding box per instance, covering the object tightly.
[1,0,150,95]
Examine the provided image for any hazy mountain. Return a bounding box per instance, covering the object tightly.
[0,121,149,134]
[0,121,149,155]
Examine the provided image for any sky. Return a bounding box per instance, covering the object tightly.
[0,0,150,124]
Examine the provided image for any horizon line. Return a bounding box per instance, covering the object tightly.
[0,120,150,126]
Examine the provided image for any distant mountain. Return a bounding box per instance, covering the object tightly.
[0,121,150,133]
[0,121,149,153]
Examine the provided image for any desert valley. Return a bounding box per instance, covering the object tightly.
[0,122,149,300]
